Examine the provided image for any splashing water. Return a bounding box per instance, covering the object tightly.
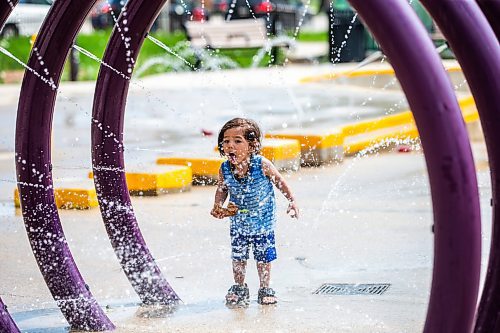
[73,44,131,80]
[0,46,57,90]
[316,137,422,221]
[333,12,359,64]
[145,37,197,71]
[251,36,297,68]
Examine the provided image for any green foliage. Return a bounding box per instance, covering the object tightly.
[0,36,31,70]
[0,30,291,82]
[73,30,112,81]
[296,31,328,42]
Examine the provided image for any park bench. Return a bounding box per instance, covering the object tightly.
[185,17,294,64]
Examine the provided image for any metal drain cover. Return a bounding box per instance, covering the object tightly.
[313,283,390,295]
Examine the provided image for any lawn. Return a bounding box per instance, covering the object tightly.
[0,29,314,83]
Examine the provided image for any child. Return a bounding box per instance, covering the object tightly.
[211,118,299,306]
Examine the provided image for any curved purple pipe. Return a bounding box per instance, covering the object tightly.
[92,0,180,304]
[0,297,20,333]
[15,0,114,330]
[0,2,20,332]
[0,0,18,29]
[417,1,500,331]
[347,0,481,332]
[477,0,500,39]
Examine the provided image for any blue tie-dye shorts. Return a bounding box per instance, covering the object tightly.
[230,230,277,263]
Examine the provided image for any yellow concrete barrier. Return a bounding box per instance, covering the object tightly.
[89,165,192,196]
[157,156,224,185]
[459,95,482,141]
[299,64,474,157]
[344,124,419,155]
[341,95,479,155]
[300,64,462,84]
[342,112,414,137]
[261,138,301,171]
[300,68,395,84]
[14,182,98,210]
[212,138,301,171]
[260,139,300,171]
[459,96,479,122]
[266,128,344,166]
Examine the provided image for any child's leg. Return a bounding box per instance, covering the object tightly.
[256,262,271,288]
[233,260,247,285]
[253,232,277,304]
[226,231,251,305]
[256,262,276,304]
[226,260,249,305]
[253,232,277,288]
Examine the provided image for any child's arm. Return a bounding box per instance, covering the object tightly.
[262,158,299,219]
[211,168,229,219]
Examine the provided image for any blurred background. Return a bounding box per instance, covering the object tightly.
[0,0,447,83]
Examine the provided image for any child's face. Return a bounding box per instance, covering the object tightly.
[222,126,251,165]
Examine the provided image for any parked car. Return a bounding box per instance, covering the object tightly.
[1,0,53,38]
[224,0,307,34]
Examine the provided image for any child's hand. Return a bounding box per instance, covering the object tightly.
[287,201,299,219]
[225,202,239,216]
[211,204,225,219]
[211,203,239,219]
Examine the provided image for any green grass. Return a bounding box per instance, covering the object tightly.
[296,31,328,42]
[0,36,32,71]
[73,30,188,80]
[0,30,285,82]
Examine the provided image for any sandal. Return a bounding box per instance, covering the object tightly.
[258,287,277,305]
[225,283,250,307]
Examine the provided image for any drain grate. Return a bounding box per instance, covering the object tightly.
[313,283,390,295]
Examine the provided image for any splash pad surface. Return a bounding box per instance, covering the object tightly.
[0,62,490,332]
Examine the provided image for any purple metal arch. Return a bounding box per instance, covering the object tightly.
[417,1,500,331]
[348,0,481,332]
[0,2,21,333]
[14,0,114,330]
[0,0,18,28]
[92,0,179,304]
[0,298,20,333]
[477,0,500,39]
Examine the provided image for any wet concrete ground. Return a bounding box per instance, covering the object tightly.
[1,143,493,332]
[0,62,492,332]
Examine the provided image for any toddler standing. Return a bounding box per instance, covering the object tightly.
[211,118,299,306]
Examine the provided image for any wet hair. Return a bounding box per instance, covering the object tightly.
[217,118,262,156]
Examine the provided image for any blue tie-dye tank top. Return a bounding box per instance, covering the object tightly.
[221,154,276,235]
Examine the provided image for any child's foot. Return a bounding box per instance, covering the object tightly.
[225,284,250,307]
[258,287,277,305]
